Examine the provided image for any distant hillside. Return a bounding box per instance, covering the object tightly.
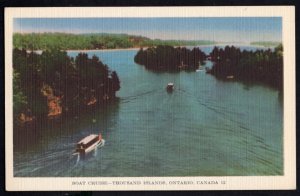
[13,33,216,50]
[250,41,281,47]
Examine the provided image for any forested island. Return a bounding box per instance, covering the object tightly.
[207,44,283,90]
[13,49,120,126]
[133,44,283,90]
[13,33,216,50]
[134,45,207,71]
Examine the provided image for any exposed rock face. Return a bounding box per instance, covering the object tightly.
[47,97,62,118]
[18,112,34,123]
[86,95,97,106]
[41,84,62,118]
[13,49,121,126]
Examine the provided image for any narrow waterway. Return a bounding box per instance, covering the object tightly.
[14,46,283,176]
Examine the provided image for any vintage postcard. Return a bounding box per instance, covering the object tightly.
[5,7,295,190]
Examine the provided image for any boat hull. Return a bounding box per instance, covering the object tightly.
[74,139,105,155]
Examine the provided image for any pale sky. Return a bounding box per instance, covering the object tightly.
[14,17,282,43]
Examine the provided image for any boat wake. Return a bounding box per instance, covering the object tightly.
[120,89,163,103]
[75,153,80,166]
[177,88,246,127]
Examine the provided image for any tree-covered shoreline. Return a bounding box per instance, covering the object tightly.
[134,45,207,71]
[134,44,283,90]
[13,48,120,127]
[13,32,216,51]
[250,41,281,48]
[207,44,283,90]
[13,41,283,129]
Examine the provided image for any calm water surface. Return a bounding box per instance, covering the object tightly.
[14,46,283,176]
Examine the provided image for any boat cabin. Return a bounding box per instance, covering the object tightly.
[76,134,102,154]
[166,83,174,91]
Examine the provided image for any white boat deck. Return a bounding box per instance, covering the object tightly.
[77,134,98,145]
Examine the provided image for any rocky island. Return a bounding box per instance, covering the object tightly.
[13,49,120,127]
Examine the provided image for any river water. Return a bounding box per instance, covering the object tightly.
[14,46,283,177]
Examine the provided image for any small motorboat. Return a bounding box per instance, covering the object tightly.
[226,75,234,79]
[73,134,105,155]
[166,83,174,91]
[196,66,205,72]
[196,61,206,72]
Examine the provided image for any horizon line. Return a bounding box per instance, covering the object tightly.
[13,32,282,44]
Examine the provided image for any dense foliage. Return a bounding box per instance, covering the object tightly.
[13,33,216,50]
[207,44,283,90]
[134,45,207,71]
[13,48,121,124]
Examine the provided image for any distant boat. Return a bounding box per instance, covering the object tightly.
[166,83,174,91]
[196,65,205,72]
[179,61,188,69]
[73,134,105,155]
[226,75,234,79]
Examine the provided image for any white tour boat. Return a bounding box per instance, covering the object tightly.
[73,134,105,155]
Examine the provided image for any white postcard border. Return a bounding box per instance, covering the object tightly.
[5,6,296,191]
